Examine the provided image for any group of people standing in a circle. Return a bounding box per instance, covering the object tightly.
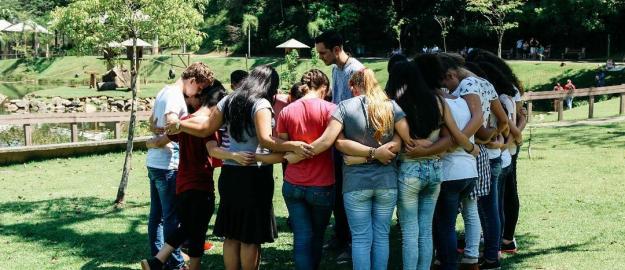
[139,29,527,270]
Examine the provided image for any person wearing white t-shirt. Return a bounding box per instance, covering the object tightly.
[143,62,214,270]
[438,54,508,270]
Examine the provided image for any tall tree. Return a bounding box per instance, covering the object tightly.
[466,0,525,57]
[434,15,453,52]
[52,0,205,206]
[242,13,258,57]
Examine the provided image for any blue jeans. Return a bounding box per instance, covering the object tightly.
[344,189,398,270]
[477,158,502,262]
[282,181,335,270]
[433,178,476,270]
[147,167,183,269]
[461,195,481,260]
[398,160,441,270]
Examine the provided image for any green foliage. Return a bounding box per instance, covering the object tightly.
[212,39,223,52]
[281,49,300,89]
[466,0,524,35]
[310,47,320,67]
[51,0,206,55]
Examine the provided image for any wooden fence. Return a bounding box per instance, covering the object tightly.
[0,111,151,146]
[523,84,625,122]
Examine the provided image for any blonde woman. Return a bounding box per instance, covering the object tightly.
[293,68,406,270]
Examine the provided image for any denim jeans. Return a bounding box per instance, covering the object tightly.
[461,195,481,260]
[398,160,441,270]
[498,165,512,238]
[433,178,476,270]
[282,181,335,270]
[344,188,398,270]
[147,167,183,269]
[477,157,502,262]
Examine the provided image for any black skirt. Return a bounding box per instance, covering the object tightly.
[213,165,278,244]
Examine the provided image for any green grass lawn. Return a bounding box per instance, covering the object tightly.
[3,55,624,99]
[530,97,624,123]
[1,122,624,269]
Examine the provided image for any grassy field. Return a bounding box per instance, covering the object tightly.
[2,55,624,99]
[1,122,624,269]
[530,97,624,123]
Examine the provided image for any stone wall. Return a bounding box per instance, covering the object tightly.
[2,96,154,114]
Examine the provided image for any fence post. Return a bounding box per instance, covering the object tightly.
[620,93,625,115]
[115,122,122,139]
[527,101,533,122]
[71,123,79,142]
[557,98,564,121]
[23,124,33,146]
[588,95,594,119]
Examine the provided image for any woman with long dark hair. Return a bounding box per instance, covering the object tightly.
[469,50,526,253]
[437,54,509,270]
[168,65,314,270]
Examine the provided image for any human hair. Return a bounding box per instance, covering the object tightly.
[230,70,249,88]
[314,30,344,50]
[199,79,227,107]
[349,68,394,143]
[414,54,445,90]
[437,53,463,73]
[289,82,304,102]
[467,48,524,94]
[387,61,441,139]
[387,54,408,73]
[181,62,215,85]
[223,65,279,142]
[299,69,329,96]
[464,62,488,79]
[476,61,516,96]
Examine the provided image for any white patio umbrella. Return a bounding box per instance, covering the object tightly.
[3,21,50,34]
[120,38,152,47]
[276,38,310,49]
[0,20,11,31]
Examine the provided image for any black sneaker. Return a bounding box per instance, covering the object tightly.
[500,239,517,254]
[479,260,501,270]
[336,247,352,264]
[140,257,164,270]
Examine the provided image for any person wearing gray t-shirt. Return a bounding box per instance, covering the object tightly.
[314,30,364,262]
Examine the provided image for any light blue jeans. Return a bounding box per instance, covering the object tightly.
[461,195,481,260]
[398,159,441,270]
[343,188,398,270]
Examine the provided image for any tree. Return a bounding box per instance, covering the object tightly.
[52,0,205,206]
[388,8,407,51]
[434,15,454,52]
[242,13,258,57]
[466,0,524,57]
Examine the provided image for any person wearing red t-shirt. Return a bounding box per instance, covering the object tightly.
[275,69,337,270]
[142,81,226,270]
[564,79,576,110]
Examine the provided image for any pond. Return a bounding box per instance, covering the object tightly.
[0,82,47,99]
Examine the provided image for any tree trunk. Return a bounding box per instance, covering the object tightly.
[497,31,504,58]
[443,35,447,52]
[248,27,251,58]
[115,36,139,206]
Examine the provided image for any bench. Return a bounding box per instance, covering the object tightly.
[561,47,586,60]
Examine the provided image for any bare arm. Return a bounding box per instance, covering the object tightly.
[405,126,454,157]
[170,107,223,137]
[309,119,344,155]
[206,140,255,166]
[146,135,171,148]
[490,99,509,135]
[255,109,313,157]
[440,101,473,149]
[461,94,485,138]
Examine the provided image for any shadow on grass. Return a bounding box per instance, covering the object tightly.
[529,123,625,148]
[0,197,149,269]
[503,233,599,269]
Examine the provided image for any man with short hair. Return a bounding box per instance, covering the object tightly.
[145,62,214,270]
[314,30,364,264]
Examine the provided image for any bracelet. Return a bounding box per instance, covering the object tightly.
[464,143,475,154]
[368,147,376,160]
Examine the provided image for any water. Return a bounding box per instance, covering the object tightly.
[0,83,46,99]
